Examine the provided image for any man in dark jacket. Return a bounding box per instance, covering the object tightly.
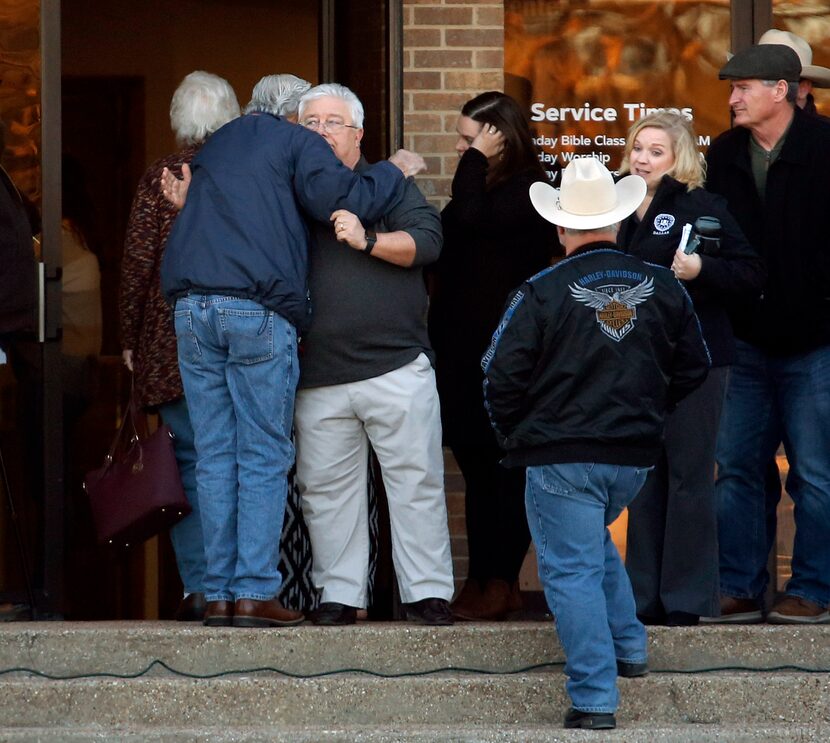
[0,158,37,349]
[160,101,420,629]
[483,158,709,730]
[754,30,829,617]
[705,44,830,625]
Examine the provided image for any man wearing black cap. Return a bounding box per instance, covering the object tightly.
[703,44,830,625]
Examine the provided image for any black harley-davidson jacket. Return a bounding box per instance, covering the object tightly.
[482,242,710,468]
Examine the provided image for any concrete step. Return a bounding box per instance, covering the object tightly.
[0,672,829,727]
[1,723,829,742]
[0,622,827,739]
[0,621,828,676]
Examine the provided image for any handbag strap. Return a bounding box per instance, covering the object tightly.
[103,379,142,464]
[129,383,153,440]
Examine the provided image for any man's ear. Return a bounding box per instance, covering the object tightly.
[775,79,790,102]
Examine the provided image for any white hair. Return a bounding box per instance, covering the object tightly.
[169,71,240,146]
[298,83,364,128]
[244,74,312,118]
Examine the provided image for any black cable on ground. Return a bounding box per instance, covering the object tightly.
[0,659,829,682]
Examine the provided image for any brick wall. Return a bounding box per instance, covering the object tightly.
[403,1,505,211]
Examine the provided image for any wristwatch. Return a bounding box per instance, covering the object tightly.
[363,229,377,254]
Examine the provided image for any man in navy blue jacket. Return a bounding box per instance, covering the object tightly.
[483,158,709,729]
[161,101,421,628]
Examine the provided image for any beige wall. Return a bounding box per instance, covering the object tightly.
[61,0,318,167]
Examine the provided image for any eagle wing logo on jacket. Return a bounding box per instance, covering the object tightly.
[569,277,654,342]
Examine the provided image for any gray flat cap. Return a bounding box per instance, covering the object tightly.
[719,44,801,82]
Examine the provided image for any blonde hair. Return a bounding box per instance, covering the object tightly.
[618,111,705,191]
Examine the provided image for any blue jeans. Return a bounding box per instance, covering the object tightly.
[174,295,299,603]
[525,463,650,714]
[715,340,830,607]
[158,397,205,594]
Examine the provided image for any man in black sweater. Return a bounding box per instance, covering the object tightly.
[483,158,709,729]
[293,84,454,627]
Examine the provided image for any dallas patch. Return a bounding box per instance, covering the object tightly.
[569,278,655,342]
[653,213,675,233]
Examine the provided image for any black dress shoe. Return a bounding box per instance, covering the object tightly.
[563,708,616,729]
[203,600,234,627]
[665,611,700,626]
[404,598,454,626]
[174,593,206,622]
[637,612,666,626]
[617,659,649,678]
[312,602,357,626]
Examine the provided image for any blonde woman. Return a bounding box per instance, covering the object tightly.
[617,111,764,626]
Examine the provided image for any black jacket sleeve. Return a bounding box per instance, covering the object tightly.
[481,284,544,442]
[668,288,711,409]
[0,168,37,338]
[693,194,765,299]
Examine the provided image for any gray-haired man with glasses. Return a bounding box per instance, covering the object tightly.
[294,83,455,627]
[160,75,423,629]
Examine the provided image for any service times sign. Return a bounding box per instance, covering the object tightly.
[504,1,733,177]
[530,102,695,168]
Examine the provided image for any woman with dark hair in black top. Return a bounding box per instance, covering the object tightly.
[428,91,560,620]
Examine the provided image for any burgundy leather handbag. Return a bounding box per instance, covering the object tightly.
[84,388,191,547]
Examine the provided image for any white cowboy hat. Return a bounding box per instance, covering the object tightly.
[529,158,646,230]
[759,29,830,87]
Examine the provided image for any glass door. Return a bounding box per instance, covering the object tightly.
[0,0,64,619]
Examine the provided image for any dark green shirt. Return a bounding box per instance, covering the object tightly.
[749,116,793,201]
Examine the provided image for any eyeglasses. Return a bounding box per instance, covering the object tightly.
[301,119,360,134]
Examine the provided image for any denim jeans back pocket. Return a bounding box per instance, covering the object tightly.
[539,462,594,495]
[173,308,201,362]
[219,307,274,365]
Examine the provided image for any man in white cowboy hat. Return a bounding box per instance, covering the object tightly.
[759,29,830,113]
[482,157,709,730]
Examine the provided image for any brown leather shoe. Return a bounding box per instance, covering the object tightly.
[699,595,763,624]
[450,579,483,620]
[767,595,830,624]
[233,598,304,627]
[453,579,512,621]
[174,593,206,622]
[203,600,234,627]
